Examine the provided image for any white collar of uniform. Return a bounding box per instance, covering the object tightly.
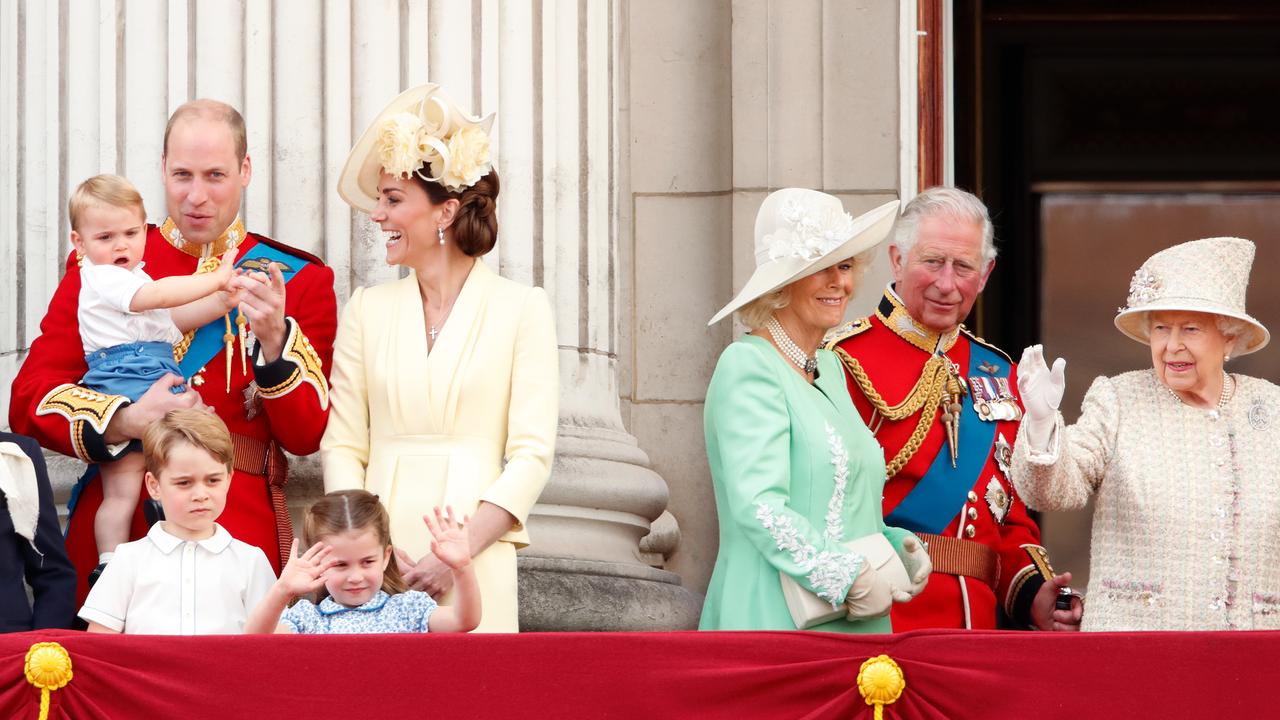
[146,522,233,555]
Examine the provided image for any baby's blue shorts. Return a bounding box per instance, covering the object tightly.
[81,341,187,402]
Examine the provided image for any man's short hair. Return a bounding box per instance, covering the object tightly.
[890,187,997,268]
[68,174,146,232]
[163,99,248,163]
[142,409,235,477]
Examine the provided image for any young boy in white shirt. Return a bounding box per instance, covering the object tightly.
[79,409,275,634]
[62,174,243,579]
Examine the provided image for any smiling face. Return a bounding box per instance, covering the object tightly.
[144,441,231,541]
[319,528,392,608]
[162,116,251,245]
[775,260,858,338]
[890,215,993,334]
[71,202,148,270]
[369,173,458,268]
[1149,310,1232,403]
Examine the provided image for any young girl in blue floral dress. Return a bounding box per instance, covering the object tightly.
[245,490,480,633]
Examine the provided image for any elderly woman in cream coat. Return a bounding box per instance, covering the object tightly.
[323,85,558,632]
[1014,237,1280,631]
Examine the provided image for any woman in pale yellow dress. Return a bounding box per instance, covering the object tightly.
[324,85,559,632]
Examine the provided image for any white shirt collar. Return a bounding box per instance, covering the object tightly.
[146,522,233,555]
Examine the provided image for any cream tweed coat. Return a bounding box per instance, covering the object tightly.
[1012,369,1280,631]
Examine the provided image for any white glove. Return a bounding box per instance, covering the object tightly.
[1017,344,1066,451]
[897,535,931,601]
[844,561,893,621]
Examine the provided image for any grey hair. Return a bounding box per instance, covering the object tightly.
[889,187,997,268]
[1215,316,1251,357]
[735,248,877,330]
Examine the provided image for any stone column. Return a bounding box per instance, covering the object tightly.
[508,0,701,631]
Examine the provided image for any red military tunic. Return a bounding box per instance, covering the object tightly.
[9,220,336,604]
[828,288,1054,630]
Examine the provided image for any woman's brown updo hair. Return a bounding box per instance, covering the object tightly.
[412,169,500,257]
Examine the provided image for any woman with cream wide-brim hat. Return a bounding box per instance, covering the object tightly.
[1014,236,1280,631]
[322,84,558,632]
[699,189,931,632]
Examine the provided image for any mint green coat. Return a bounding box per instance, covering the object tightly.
[700,335,905,633]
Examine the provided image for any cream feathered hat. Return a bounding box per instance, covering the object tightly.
[337,84,495,213]
[708,190,899,326]
[1114,236,1269,356]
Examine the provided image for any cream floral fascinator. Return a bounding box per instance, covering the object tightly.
[338,84,496,212]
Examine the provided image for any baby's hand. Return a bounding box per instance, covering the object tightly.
[278,539,334,597]
[424,506,471,571]
[214,248,239,280]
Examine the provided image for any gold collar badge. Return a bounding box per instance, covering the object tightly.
[159,217,246,259]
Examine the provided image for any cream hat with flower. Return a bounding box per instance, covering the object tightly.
[708,190,899,326]
[338,84,496,213]
[1114,236,1269,356]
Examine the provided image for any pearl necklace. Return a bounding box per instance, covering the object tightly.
[765,316,818,374]
[1165,372,1234,412]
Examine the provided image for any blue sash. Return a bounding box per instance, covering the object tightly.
[175,242,311,377]
[884,341,1004,534]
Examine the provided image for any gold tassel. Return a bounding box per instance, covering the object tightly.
[237,314,249,375]
[857,655,905,720]
[223,314,235,392]
[25,642,73,720]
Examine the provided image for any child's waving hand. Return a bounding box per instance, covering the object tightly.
[278,539,335,596]
[424,506,471,571]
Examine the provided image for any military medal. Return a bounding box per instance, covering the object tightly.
[995,378,1023,420]
[994,433,1013,477]
[243,381,264,420]
[985,476,1011,524]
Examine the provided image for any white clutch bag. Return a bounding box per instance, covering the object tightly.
[779,532,910,630]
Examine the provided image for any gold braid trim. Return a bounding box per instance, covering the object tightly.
[172,255,226,363]
[832,347,952,478]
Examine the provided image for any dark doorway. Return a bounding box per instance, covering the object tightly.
[955,1,1280,349]
[954,1,1280,585]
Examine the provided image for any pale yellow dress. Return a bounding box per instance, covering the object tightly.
[321,260,559,632]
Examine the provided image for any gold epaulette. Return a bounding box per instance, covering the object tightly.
[958,324,1013,364]
[35,384,128,436]
[257,317,329,409]
[822,317,872,350]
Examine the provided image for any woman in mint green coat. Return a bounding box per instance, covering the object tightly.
[700,190,930,632]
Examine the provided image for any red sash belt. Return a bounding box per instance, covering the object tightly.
[231,432,293,568]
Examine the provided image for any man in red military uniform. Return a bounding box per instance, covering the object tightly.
[827,187,1081,631]
[9,100,335,602]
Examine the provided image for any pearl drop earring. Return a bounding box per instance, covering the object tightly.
[437,227,446,245]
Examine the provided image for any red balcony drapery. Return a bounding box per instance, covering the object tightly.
[2,628,1276,719]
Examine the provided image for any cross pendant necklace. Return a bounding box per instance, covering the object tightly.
[429,325,440,342]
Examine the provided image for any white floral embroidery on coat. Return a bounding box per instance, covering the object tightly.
[755,423,861,608]
[824,423,850,543]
